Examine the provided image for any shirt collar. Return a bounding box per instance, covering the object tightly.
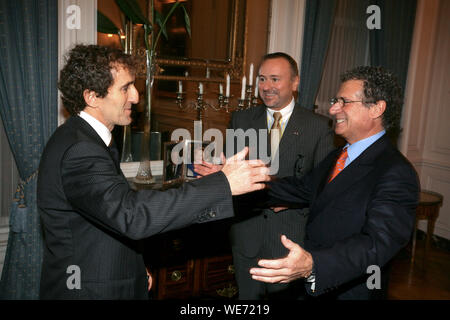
[79,111,112,146]
[345,130,386,163]
[266,97,295,120]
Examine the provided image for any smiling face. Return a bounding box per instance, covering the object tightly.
[258,57,299,111]
[84,65,139,131]
[329,80,385,144]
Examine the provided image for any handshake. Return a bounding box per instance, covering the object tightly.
[194,147,271,196]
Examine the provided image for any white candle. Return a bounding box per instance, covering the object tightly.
[241,76,246,99]
[249,63,254,86]
[199,82,203,95]
[226,74,230,97]
[219,84,223,95]
[206,67,210,79]
[178,81,182,93]
[254,76,259,98]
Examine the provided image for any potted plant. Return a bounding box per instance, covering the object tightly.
[99,0,191,183]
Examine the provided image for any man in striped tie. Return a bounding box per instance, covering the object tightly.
[249,66,419,300]
[194,52,334,299]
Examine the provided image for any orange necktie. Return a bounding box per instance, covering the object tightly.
[328,147,348,182]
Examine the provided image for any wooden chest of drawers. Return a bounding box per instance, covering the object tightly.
[144,220,238,299]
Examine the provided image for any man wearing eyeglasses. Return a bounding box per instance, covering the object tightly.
[194,52,334,299]
[249,66,419,300]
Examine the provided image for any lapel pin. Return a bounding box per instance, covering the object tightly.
[292,130,299,136]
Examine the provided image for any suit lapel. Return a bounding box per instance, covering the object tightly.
[251,106,268,131]
[310,135,391,221]
[250,106,269,159]
[312,162,374,216]
[278,104,303,160]
[70,116,107,146]
[70,116,122,172]
[260,104,308,173]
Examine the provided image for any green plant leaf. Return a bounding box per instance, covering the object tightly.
[181,4,191,37]
[97,11,120,34]
[115,0,151,25]
[154,10,168,41]
[153,1,183,50]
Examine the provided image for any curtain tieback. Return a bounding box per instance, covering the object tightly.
[13,169,39,208]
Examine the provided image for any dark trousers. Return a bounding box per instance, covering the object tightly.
[232,250,306,300]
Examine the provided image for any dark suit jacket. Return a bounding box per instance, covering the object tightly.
[37,116,234,299]
[268,135,420,299]
[229,104,334,258]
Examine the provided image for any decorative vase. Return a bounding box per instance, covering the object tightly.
[120,125,133,162]
[120,20,137,163]
[133,50,155,184]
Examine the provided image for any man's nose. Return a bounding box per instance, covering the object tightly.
[329,102,341,115]
[260,81,270,91]
[129,85,139,104]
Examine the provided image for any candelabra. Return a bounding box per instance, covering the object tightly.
[176,87,220,121]
[176,82,259,117]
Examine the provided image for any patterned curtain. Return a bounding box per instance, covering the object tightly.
[0,0,58,299]
[297,0,338,110]
[314,0,370,116]
[369,0,417,143]
[369,0,417,92]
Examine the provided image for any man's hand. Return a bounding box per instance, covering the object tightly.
[193,161,223,177]
[193,149,225,177]
[249,235,313,283]
[221,147,270,196]
[271,206,289,213]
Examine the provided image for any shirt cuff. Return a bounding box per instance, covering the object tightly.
[305,267,316,292]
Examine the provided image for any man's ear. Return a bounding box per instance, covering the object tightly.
[83,89,98,108]
[292,75,300,91]
[369,100,386,119]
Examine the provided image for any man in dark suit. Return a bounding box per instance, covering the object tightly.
[249,66,420,300]
[37,44,269,299]
[195,53,334,299]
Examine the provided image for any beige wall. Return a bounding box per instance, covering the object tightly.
[400,0,450,239]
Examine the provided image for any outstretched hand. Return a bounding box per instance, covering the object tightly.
[221,147,270,196]
[249,235,313,283]
[193,152,225,177]
[271,206,289,213]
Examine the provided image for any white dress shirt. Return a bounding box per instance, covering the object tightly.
[79,111,112,146]
[266,97,295,136]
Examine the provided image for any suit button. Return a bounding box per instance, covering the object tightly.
[263,214,268,219]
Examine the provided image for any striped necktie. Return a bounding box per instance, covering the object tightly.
[270,112,282,141]
[328,147,348,182]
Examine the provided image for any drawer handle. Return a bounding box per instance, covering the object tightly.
[171,270,183,282]
[217,284,238,298]
[227,264,235,274]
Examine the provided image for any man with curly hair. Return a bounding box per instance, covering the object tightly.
[37,44,270,299]
[196,53,334,300]
[249,66,420,299]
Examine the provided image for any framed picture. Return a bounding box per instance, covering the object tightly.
[163,140,217,184]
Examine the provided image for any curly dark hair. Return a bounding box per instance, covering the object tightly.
[341,66,403,131]
[58,44,137,115]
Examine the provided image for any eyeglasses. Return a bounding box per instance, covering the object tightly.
[329,97,364,107]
